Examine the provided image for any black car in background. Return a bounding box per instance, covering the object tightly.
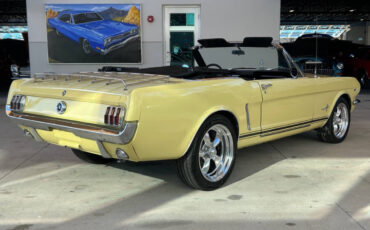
[0,35,30,90]
[282,33,358,77]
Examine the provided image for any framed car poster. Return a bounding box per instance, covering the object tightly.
[45,4,142,64]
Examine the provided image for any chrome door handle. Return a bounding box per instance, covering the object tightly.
[261,83,272,93]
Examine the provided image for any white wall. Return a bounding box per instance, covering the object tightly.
[26,0,281,74]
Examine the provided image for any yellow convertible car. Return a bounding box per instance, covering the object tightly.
[6,37,360,190]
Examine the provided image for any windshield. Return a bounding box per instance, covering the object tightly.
[73,13,103,24]
[198,46,290,70]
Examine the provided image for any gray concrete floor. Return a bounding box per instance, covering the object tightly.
[0,92,369,230]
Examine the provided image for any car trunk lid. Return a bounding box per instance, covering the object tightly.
[12,72,183,126]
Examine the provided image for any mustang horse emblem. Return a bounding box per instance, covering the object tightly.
[322,104,329,112]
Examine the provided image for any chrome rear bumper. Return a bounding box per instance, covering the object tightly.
[5,105,137,145]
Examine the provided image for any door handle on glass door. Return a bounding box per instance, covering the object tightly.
[261,83,272,94]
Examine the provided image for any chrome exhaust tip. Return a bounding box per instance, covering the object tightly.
[23,128,43,142]
[24,129,33,138]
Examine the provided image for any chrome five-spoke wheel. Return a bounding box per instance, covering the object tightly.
[317,97,351,143]
[177,115,237,190]
[332,103,349,139]
[199,124,234,182]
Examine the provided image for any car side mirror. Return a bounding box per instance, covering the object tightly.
[291,67,298,78]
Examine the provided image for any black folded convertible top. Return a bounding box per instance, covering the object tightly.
[198,37,273,48]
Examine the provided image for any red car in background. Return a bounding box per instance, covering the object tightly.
[347,47,370,89]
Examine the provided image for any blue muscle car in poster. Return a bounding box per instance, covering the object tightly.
[45,4,141,63]
[48,11,139,55]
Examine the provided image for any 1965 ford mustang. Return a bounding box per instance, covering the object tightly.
[48,10,139,55]
[6,37,360,190]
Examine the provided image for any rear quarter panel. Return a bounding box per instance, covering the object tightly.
[128,78,262,161]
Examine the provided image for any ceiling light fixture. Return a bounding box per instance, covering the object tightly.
[289,9,295,13]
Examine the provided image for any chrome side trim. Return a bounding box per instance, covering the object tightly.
[6,110,137,145]
[245,104,251,131]
[239,117,328,139]
[260,124,310,137]
[96,141,112,158]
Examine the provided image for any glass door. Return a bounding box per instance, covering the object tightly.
[164,6,200,66]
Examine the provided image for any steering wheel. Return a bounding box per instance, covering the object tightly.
[207,63,222,69]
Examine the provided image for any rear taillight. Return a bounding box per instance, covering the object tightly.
[10,95,26,112]
[115,108,121,125]
[104,106,124,126]
[104,107,111,124]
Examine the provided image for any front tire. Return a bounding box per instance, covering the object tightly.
[317,97,350,143]
[81,39,93,55]
[71,149,114,164]
[176,115,237,190]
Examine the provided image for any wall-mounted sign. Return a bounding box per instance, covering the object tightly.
[147,15,154,23]
[45,4,141,64]
[0,26,28,40]
[280,25,350,40]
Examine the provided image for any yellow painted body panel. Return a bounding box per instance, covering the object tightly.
[129,78,262,160]
[256,77,316,130]
[7,73,360,162]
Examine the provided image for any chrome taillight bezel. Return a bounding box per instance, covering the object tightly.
[10,95,26,112]
[104,106,125,127]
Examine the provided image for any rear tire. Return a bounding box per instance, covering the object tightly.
[71,149,114,164]
[317,97,350,143]
[176,115,237,190]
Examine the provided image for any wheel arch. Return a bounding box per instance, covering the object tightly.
[210,110,239,137]
[329,92,352,115]
[181,108,240,158]
[340,94,351,110]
